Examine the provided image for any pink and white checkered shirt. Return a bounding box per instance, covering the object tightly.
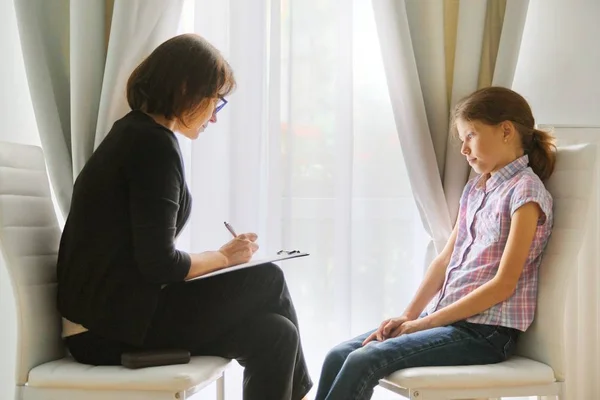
[428,155,553,331]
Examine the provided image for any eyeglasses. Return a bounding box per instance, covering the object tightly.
[215,97,228,114]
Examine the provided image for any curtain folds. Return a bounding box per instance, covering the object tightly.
[14,0,185,218]
[372,0,530,264]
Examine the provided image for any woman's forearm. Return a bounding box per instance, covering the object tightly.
[185,251,229,280]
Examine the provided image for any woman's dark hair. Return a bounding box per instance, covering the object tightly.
[127,33,235,124]
[451,86,556,181]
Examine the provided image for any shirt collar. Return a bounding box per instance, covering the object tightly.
[479,154,529,192]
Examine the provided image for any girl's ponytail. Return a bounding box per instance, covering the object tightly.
[526,128,556,181]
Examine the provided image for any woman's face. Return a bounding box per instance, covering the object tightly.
[176,98,219,139]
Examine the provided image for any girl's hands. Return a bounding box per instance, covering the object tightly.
[363,315,412,345]
[362,314,432,346]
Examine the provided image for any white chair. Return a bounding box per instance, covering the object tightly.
[378,143,597,400]
[0,141,231,400]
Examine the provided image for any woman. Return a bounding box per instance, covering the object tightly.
[57,33,312,400]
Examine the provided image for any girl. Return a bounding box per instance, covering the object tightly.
[315,87,556,400]
[57,34,312,400]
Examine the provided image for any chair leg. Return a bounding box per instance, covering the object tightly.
[216,374,225,400]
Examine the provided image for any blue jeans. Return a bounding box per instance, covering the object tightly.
[315,320,519,400]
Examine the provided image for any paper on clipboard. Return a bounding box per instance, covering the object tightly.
[186,251,309,281]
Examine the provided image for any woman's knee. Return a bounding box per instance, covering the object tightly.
[255,262,285,281]
[66,332,126,366]
[257,313,299,349]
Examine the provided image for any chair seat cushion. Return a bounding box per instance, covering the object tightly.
[380,356,556,389]
[27,356,231,392]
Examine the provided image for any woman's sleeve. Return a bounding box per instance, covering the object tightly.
[124,130,191,283]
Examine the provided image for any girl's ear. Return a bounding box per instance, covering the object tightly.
[502,121,516,141]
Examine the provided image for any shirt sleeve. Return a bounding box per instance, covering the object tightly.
[124,129,191,283]
[510,177,553,226]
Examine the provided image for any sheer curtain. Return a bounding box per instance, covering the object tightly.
[14,0,186,218]
[179,0,427,398]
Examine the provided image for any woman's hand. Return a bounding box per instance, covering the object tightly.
[362,314,415,345]
[218,233,259,267]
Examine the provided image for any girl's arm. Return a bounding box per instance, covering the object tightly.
[419,202,541,330]
[402,222,459,319]
[364,222,459,344]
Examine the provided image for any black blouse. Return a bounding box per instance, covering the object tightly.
[57,110,192,345]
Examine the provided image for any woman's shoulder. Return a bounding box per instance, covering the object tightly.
[89,111,184,180]
[113,111,181,159]
[120,111,177,142]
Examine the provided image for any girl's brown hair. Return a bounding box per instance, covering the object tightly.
[451,87,556,181]
[127,33,235,124]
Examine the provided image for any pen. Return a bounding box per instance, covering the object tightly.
[224,221,237,238]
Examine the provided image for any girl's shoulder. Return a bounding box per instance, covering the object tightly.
[507,168,554,222]
[510,168,552,198]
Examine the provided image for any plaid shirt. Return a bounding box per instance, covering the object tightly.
[428,155,553,331]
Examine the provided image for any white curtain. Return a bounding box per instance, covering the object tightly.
[14,0,185,218]
[179,0,427,398]
[13,0,72,218]
[372,0,529,264]
[94,0,188,150]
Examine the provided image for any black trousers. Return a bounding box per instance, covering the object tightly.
[66,263,313,400]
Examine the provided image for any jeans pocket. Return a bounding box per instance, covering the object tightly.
[456,321,497,339]
[484,329,516,360]
[501,334,518,358]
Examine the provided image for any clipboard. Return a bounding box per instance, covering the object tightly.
[186,250,309,281]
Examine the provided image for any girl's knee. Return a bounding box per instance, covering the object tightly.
[344,346,379,373]
[323,340,358,369]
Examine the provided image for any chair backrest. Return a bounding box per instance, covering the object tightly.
[516,143,597,381]
[0,142,64,386]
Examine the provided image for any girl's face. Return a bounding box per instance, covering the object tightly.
[456,118,521,176]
